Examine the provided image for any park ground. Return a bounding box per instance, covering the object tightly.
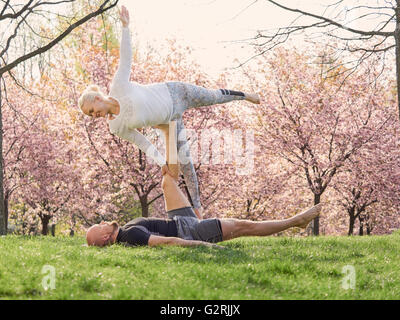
[0,232,399,300]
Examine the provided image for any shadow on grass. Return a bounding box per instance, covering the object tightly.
[171,246,251,265]
[108,242,254,266]
[105,236,360,267]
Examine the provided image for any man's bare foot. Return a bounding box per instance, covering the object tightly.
[244,93,260,104]
[292,203,323,229]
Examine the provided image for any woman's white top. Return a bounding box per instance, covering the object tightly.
[108,27,174,167]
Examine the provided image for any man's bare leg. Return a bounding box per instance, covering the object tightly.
[220,203,323,241]
[157,122,192,212]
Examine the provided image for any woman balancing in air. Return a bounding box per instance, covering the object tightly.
[78,6,260,219]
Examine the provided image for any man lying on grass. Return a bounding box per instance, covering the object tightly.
[86,122,322,248]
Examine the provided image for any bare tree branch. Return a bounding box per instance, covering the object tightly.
[266,0,394,37]
[0,0,119,76]
[0,0,34,21]
[234,0,400,122]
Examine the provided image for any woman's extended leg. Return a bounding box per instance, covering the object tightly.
[219,204,323,241]
[166,82,260,116]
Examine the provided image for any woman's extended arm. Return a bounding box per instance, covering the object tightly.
[115,6,132,81]
[119,128,167,167]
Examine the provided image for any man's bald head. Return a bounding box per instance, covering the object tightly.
[86,221,119,247]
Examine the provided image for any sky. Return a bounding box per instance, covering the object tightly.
[119,0,324,78]
[118,0,392,79]
[1,0,392,80]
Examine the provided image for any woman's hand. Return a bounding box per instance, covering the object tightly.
[119,5,130,27]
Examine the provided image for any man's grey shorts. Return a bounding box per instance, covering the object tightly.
[167,207,223,243]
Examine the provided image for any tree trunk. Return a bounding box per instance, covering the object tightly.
[0,86,5,235]
[395,2,400,121]
[312,194,321,236]
[4,193,9,233]
[50,224,55,237]
[366,214,372,235]
[359,215,364,236]
[348,207,356,236]
[70,216,75,236]
[140,196,149,217]
[40,214,51,235]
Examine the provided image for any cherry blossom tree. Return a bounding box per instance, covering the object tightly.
[333,119,400,235]
[247,47,396,235]
[239,1,400,122]
[2,74,84,235]
[0,0,119,235]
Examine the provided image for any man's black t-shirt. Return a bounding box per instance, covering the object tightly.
[116,217,178,246]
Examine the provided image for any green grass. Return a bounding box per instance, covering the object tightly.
[1,232,400,300]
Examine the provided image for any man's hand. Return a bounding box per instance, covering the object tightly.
[119,5,130,27]
[194,207,203,220]
[161,164,176,180]
[202,242,226,249]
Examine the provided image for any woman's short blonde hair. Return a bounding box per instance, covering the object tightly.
[78,85,105,111]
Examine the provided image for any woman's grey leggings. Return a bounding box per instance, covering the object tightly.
[165,81,246,209]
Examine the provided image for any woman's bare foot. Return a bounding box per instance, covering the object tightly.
[244,93,260,104]
[292,203,323,229]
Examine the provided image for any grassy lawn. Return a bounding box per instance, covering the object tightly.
[0,232,400,300]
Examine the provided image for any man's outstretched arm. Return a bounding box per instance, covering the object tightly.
[148,235,223,248]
